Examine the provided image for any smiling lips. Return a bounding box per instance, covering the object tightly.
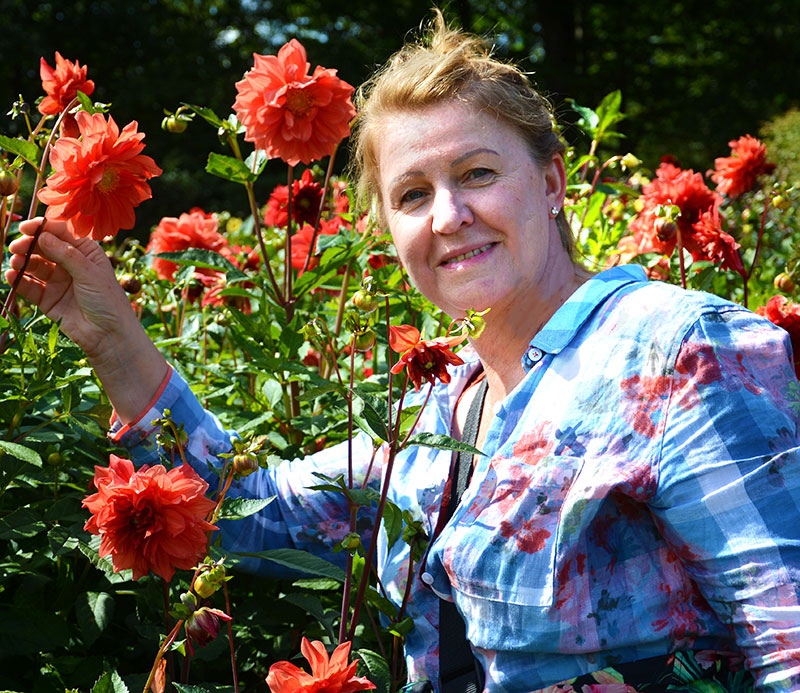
[440,242,495,266]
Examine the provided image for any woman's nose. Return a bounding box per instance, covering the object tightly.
[430,188,473,235]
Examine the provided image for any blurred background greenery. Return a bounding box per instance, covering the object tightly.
[2,0,798,233]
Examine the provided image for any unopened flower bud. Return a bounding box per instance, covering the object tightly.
[46,451,63,466]
[340,532,361,551]
[352,289,379,314]
[774,272,796,294]
[654,217,678,242]
[621,153,641,170]
[232,452,259,477]
[181,591,198,613]
[773,195,790,211]
[162,115,188,134]
[354,328,376,352]
[194,572,219,599]
[0,170,19,197]
[185,606,231,649]
[119,274,142,294]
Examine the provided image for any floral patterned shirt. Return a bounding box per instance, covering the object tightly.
[111,265,800,692]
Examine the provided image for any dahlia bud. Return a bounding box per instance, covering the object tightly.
[232,452,259,477]
[340,532,362,552]
[774,272,796,294]
[773,195,790,212]
[162,114,189,134]
[194,572,219,599]
[119,274,142,294]
[352,289,379,314]
[185,606,231,649]
[621,153,642,170]
[654,217,678,242]
[354,328,376,352]
[0,170,19,197]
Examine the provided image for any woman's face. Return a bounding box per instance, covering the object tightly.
[375,101,569,320]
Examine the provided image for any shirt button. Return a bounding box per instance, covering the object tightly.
[420,571,434,586]
[526,346,544,364]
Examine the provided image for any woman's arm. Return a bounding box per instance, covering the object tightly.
[6,218,169,422]
[650,308,800,689]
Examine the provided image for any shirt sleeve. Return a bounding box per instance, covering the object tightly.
[109,366,381,576]
[650,307,800,691]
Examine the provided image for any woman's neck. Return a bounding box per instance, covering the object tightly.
[468,264,588,406]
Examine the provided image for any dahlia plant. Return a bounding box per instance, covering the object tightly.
[0,44,797,693]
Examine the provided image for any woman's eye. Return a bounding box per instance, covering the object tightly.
[400,189,425,204]
[465,167,493,182]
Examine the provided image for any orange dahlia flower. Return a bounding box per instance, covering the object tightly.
[266,637,375,693]
[37,111,161,240]
[146,210,228,281]
[711,135,775,198]
[233,39,356,166]
[38,51,95,116]
[389,324,465,391]
[82,455,217,582]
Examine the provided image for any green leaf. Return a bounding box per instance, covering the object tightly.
[382,501,403,549]
[77,592,115,647]
[355,648,391,693]
[91,671,129,693]
[76,90,97,114]
[582,191,607,228]
[595,89,625,140]
[206,151,258,184]
[216,496,275,520]
[154,248,244,278]
[404,432,484,457]
[0,134,40,164]
[183,103,224,128]
[48,524,80,555]
[0,507,45,539]
[173,685,235,693]
[291,577,340,590]
[261,379,284,407]
[0,441,42,467]
[283,593,337,641]
[244,149,268,178]
[240,548,345,581]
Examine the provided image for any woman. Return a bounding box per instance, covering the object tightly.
[7,15,800,692]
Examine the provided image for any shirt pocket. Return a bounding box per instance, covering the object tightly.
[440,452,584,609]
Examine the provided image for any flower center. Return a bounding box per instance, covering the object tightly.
[285,88,314,117]
[130,505,155,530]
[97,167,119,193]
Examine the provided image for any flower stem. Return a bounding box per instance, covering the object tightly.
[743,195,771,309]
[142,619,184,693]
[222,581,241,693]
[284,165,295,304]
[676,225,687,290]
[302,146,339,274]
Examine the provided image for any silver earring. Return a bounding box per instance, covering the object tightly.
[550,205,559,217]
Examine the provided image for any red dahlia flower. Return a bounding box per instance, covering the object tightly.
[389,324,465,391]
[233,39,356,166]
[711,135,775,198]
[757,295,800,378]
[38,51,95,116]
[82,455,217,582]
[684,203,745,276]
[146,210,228,281]
[37,111,161,240]
[266,637,375,693]
[628,162,721,257]
[264,169,324,228]
[290,219,340,272]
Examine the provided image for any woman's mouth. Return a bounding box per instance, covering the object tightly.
[441,243,495,266]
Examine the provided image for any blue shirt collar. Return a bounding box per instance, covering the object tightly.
[526,265,648,363]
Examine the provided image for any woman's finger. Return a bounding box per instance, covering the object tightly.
[3,269,46,307]
[8,253,56,283]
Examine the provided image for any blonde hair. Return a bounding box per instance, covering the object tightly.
[351,10,573,254]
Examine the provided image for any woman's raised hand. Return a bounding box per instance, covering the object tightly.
[5,217,169,423]
[7,218,136,358]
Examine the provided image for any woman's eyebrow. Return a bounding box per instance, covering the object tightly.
[451,148,499,166]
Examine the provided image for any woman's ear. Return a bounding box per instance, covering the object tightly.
[544,152,567,210]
